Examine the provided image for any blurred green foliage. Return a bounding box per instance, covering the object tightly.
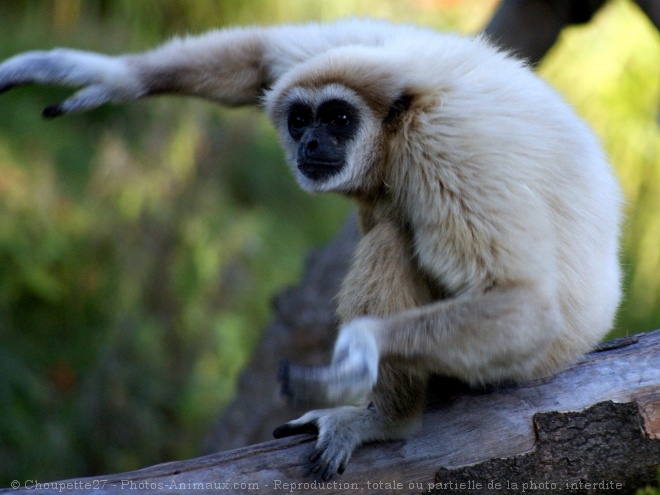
[0,0,658,487]
[637,467,660,495]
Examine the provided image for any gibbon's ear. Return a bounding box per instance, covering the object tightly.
[383,93,413,125]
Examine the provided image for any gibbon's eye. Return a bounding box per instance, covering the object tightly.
[327,113,349,128]
[287,104,312,140]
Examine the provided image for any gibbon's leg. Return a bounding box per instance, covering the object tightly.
[274,369,426,480]
[275,220,433,479]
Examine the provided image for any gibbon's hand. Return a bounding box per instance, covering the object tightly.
[0,49,143,117]
[279,317,379,406]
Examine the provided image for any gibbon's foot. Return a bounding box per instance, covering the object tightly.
[278,317,380,406]
[273,406,374,480]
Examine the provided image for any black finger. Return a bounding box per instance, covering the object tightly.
[321,464,335,481]
[0,83,18,94]
[42,104,64,119]
[309,449,322,463]
[272,421,318,439]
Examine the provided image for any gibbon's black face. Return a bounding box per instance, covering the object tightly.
[287,98,360,182]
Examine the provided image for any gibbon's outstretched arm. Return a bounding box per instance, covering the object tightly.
[0,20,395,116]
[0,28,282,115]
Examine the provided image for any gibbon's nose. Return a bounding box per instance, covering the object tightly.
[305,138,318,152]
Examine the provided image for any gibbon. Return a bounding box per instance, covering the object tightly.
[0,19,622,480]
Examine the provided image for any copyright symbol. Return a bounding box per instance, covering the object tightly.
[11,480,20,489]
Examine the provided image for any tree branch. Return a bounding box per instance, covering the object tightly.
[4,329,659,494]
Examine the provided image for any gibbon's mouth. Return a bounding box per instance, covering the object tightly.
[298,160,344,181]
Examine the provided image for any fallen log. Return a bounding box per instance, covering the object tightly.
[4,329,659,495]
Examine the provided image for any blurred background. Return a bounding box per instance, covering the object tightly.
[0,0,658,486]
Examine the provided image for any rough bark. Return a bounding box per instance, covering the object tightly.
[431,401,660,494]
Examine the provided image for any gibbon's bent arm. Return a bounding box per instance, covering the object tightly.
[0,21,393,117]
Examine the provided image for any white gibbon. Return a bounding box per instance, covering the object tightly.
[0,19,622,480]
